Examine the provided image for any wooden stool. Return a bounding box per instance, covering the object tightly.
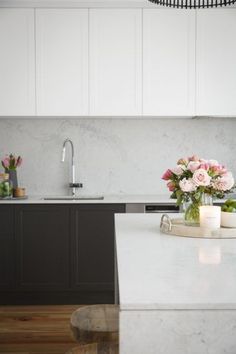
[65,342,119,354]
[70,305,119,345]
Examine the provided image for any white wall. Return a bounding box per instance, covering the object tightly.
[0,118,235,196]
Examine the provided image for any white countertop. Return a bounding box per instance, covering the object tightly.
[0,193,229,204]
[0,194,175,204]
[115,213,236,311]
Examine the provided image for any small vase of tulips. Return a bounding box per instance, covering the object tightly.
[1,154,23,189]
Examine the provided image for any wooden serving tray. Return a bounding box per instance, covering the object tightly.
[160,214,236,239]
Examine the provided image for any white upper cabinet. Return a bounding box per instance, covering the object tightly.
[143,10,195,116]
[2,7,236,118]
[196,10,236,116]
[0,9,35,116]
[36,9,88,116]
[89,9,142,116]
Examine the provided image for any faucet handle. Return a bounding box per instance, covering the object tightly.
[69,183,83,189]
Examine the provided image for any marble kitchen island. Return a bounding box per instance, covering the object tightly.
[115,214,236,354]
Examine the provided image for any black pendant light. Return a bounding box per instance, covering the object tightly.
[148,0,236,8]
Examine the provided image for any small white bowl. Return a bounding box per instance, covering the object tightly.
[221,211,236,228]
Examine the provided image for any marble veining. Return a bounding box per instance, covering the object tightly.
[116,213,236,354]
[0,117,235,196]
[120,310,236,354]
[115,213,236,310]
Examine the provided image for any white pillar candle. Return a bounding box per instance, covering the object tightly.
[199,206,221,229]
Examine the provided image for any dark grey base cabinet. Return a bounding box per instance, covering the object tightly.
[0,204,125,305]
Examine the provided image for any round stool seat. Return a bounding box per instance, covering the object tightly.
[70,305,119,345]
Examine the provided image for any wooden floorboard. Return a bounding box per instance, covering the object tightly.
[0,305,80,354]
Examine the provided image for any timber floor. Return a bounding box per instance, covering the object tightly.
[0,305,80,354]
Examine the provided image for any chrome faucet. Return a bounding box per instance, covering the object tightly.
[61,138,83,196]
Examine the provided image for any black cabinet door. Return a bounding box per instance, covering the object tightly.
[0,206,15,291]
[15,205,70,291]
[71,204,125,293]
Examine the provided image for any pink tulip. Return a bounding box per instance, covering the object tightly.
[2,157,10,169]
[199,163,210,171]
[167,181,175,192]
[162,169,173,181]
[16,156,23,167]
[1,154,23,170]
[211,165,227,176]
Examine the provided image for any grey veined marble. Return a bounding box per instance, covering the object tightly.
[116,213,236,354]
[0,117,235,196]
[120,310,236,354]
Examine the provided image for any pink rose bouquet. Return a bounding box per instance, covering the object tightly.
[1,154,23,171]
[162,155,235,206]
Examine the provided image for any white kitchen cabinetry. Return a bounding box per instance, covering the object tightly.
[196,10,236,116]
[36,9,88,116]
[89,9,142,116]
[0,9,35,116]
[143,10,195,116]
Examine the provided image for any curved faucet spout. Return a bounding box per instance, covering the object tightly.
[61,138,74,164]
[61,138,76,196]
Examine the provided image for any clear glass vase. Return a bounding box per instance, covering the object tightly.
[0,173,13,198]
[182,193,213,226]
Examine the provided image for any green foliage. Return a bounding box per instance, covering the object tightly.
[221,199,236,212]
[185,202,200,224]
[0,181,12,198]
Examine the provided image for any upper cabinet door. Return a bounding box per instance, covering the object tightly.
[89,9,142,116]
[196,10,236,116]
[143,10,195,117]
[36,9,88,116]
[0,9,35,116]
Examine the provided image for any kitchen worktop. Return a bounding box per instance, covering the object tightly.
[116,213,236,354]
[115,213,236,310]
[0,194,176,204]
[0,194,232,204]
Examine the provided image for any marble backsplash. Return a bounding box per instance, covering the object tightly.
[0,117,235,196]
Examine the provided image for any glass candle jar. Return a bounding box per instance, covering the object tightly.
[0,173,13,198]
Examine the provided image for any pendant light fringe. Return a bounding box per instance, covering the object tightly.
[148,0,236,8]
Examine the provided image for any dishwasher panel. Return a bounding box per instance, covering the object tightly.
[125,203,179,213]
[145,204,179,213]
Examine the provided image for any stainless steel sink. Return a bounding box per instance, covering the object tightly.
[43,196,104,201]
